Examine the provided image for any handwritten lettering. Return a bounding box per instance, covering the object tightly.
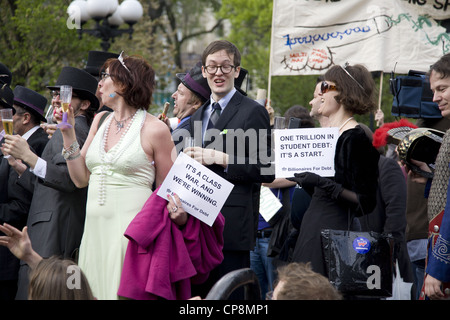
[283,26,371,49]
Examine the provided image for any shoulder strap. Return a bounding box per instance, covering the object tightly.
[97,111,110,129]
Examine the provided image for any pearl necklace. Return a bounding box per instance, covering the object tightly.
[338,116,354,131]
[98,110,139,205]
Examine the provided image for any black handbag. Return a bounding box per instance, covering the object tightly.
[321,214,394,297]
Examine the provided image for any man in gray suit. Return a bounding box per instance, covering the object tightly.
[3,67,99,299]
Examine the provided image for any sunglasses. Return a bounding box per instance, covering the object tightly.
[320,81,338,94]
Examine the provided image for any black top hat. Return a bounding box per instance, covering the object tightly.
[0,63,12,86]
[84,51,119,77]
[0,83,14,112]
[13,86,47,123]
[176,62,211,103]
[47,67,99,111]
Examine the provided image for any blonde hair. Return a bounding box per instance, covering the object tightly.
[28,256,95,300]
[275,262,342,300]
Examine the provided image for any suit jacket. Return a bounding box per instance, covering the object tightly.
[0,128,49,281]
[172,116,191,154]
[15,116,90,298]
[26,127,50,158]
[188,90,274,251]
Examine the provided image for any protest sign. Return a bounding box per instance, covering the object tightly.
[157,152,234,226]
[259,186,283,223]
[274,127,339,178]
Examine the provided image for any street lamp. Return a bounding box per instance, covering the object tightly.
[67,0,144,52]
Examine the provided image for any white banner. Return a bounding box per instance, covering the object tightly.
[271,0,450,75]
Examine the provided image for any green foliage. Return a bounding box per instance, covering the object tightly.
[0,0,98,97]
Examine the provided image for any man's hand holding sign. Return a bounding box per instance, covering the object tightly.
[157,152,234,226]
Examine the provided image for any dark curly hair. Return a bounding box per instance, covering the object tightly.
[324,64,376,115]
[102,54,156,110]
[283,105,315,128]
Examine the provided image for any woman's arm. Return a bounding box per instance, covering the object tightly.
[59,107,106,188]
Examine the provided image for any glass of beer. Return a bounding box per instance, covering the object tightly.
[1,108,13,135]
[57,85,72,128]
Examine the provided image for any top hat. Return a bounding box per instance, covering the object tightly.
[0,83,14,112]
[84,51,119,77]
[47,67,99,111]
[176,62,211,103]
[0,63,12,86]
[13,86,47,123]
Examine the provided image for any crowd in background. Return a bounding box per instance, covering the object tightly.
[0,40,449,301]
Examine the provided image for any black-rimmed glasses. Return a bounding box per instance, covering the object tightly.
[204,65,236,75]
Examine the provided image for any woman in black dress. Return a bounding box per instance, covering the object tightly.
[289,63,380,276]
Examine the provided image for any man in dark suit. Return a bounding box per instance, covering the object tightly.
[3,67,99,299]
[0,74,18,300]
[185,40,274,297]
[0,86,50,300]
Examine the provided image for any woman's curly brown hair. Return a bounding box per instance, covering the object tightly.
[102,54,156,110]
[324,64,377,115]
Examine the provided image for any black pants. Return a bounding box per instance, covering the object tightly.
[0,280,18,300]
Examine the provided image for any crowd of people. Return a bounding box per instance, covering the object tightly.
[0,39,449,301]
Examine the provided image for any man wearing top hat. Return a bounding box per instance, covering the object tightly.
[2,66,99,299]
[11,86,49,156]
[162,61,211,154]
[0,86,49,300]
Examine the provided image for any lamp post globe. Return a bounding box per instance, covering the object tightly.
[68,0,143,52]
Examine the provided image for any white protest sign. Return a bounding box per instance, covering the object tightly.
[259,186,283,223]
[274,127,339,178]
[157,152,234,226]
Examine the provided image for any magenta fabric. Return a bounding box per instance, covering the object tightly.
[117,186,224,300]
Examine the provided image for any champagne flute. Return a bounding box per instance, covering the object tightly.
[273,116,286,129]
[184,136,195,157]
[45,104,55,124]
[57,85,72,128]
[1,108,14,158]
[1,108,14,135]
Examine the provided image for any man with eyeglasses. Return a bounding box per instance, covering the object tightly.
[2,66,99,299]
[186,40,274,299]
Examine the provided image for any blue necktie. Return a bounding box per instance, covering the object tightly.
[207,102,221,129]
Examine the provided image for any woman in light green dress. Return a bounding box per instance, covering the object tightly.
[60,53,176,299]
